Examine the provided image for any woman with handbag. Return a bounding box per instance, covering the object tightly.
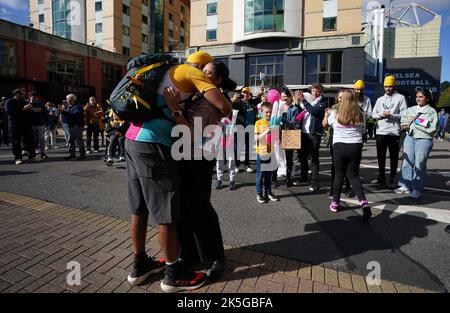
[323,90,372,221]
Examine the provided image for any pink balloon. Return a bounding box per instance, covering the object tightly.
[267,89,280,104]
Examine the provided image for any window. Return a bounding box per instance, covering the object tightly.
[46,51,84,85]
[323,0,337,31]
[0,39,18,77]
[180,21,185,29]
[142,15,148,24]
[323,17,336,31]
[39,14,44,23]
[169,13,173,21]
[206,29,217,41]
[207,3,217,15]
[180,35,185,44]
[142,34,148,43]
[169,29,174,38]
[169,0,173,5]
[305,52,342,84]
[122,4,130,15]
[181,5,185,14]
[95,23,102,33]
[245,0,284,33]
[95,2,102,12]
[38,0,44,4]
[248,55,284,87]
[122,47,130,56]
[123,25,130,36]
[142,0,149,5]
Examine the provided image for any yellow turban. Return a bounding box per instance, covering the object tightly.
[384,75,396,87]
[354,80,365,89]
[186,51,214,65]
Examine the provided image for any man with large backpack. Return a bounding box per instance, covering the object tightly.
[123,51,232,293]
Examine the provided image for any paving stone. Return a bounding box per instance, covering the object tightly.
[34,283,65,293]
[298,279,313,293]
[84,271,112,288]
[0,268,30,284]
[313,281,329,293]
[25,264,54,278]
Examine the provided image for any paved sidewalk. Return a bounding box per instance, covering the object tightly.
[0,192,432,293]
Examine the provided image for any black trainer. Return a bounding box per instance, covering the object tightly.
[127,256,165,286]
[160,266,208,293]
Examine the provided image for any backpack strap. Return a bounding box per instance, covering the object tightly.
[135,61,170,75]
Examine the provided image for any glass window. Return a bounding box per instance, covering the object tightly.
[142,34,148,43]
[122,4,130,15]
[0,39,18,77]
[45,51,84,85]
[52,0,72,40]
[206,29,217,41]
[169,13,173,21]
[95,2,102,12]
[123,25,130,36]
[248,55,283,88]
[39,14,44,23]
[181,5,185,14]
[180,21,185,29]
[123,47,130,56]
[245,0,284,33]
[323,17,337,31]
[142,15,148,24]
[95,23,102,33]
[142,0,149,5]
[207,3,217,16]
[169,29,174,38]
[305,52,342,84]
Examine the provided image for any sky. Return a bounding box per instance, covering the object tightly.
[0,0,449,82]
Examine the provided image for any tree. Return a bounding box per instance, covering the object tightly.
[437,87,450,108]
[441,81,450,94]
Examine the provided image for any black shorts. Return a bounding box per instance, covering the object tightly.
[125,139,180,224]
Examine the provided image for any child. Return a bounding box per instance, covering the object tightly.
[216,115,236,191]
[254,102,280,203]
[105,108,129,166]
[323,90,371,221]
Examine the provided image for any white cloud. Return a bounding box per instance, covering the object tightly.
[0,0,28,11]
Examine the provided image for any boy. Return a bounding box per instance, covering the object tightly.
[254,102,280,203]
[216,114,236,190]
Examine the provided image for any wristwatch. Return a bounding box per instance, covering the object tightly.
[171,110,182,118]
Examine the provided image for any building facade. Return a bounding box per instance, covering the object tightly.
[189,0,367,89]
[0,19,126,105]
[29,0,191,58]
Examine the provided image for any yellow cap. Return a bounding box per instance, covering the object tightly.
[384,75,396,87]
[242,87,251,93]
[186,51,214,64]
[354,80,365,89]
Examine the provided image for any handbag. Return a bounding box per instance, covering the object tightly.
[281,129,301,150]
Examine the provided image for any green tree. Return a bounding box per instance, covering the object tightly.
[441,81,450,93]
[437,88,450,108]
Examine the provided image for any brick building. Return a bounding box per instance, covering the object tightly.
[0,19,126,105]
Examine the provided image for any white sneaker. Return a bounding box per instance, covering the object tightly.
[246,166,254,173]
[394,186,411,194]
[409,190,422,199]
[235,168,240,174]
[15,159,23,165]
[86,150,92,154]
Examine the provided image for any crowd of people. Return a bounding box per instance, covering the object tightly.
[0,91,129,166]
[0,50,446,293]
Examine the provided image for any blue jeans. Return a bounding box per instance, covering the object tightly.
[256,155,272,195]
[398,135,433,192]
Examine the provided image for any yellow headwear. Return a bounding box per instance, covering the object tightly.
[384,75,396,87]
[186,51,214,65]
[242,87,251,93]
[354,80,365,89]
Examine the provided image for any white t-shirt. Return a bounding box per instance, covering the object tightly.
[328,111,363,145]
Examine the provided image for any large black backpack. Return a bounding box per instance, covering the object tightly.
[108,53,178,122]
